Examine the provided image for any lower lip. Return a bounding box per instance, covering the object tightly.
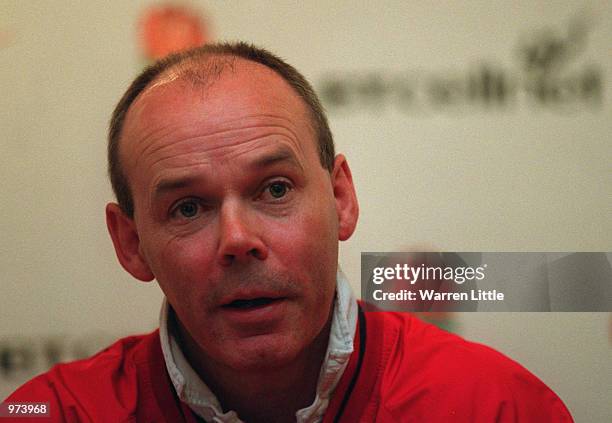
[220,298,288,326]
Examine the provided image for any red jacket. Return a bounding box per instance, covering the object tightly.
[5,310,573,422]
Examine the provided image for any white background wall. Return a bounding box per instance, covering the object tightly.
[1,1,610,421]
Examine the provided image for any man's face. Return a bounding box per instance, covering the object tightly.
[114,60,357,372]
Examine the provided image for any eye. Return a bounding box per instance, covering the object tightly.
[268,181,289,198]
[256,179,294,203]
[171,199,201,219]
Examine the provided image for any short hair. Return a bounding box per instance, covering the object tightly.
[108,41,335,217]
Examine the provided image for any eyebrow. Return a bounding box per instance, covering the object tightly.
[248,147,304,173]
[153,176,199,200]
[152,147,304,200]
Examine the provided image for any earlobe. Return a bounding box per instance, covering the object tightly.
[331,155,359,241]
[105,203,155,282]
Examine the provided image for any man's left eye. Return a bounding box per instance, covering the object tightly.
[267,181,290,199]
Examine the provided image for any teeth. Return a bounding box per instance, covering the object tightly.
[228,298,275,308]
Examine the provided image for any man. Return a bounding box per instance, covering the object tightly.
[6,42,572,422]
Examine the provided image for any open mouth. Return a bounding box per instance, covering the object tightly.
[223,297,280,309]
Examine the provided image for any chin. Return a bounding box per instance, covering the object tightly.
[222,334,303,371]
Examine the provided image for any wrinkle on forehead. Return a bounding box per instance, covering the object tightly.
[136,115,305,161]
[143,129,306,179]
[132,116,309,178]
[120,58,319,198]
[148,141,306,202]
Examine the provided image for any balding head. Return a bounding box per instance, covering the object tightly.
[108,42,334,217]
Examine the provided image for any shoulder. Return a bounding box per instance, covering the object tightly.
[364,312,573,422]
[5,330,160,422]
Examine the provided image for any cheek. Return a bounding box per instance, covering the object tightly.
[141,231,211,298]
[274,203,339,291]
[154,241,221,327]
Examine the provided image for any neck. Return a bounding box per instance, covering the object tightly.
[172,311,332,423]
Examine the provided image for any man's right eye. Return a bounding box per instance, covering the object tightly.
[172,200,201,219]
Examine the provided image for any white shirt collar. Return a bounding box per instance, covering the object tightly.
[159,270,358,423]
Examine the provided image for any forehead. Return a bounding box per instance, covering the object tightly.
[120,59,316,173]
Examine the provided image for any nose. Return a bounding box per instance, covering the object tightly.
[217,200,268,266]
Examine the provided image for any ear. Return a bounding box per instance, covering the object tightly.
[331,154,359,241]
[105,203,155,282]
